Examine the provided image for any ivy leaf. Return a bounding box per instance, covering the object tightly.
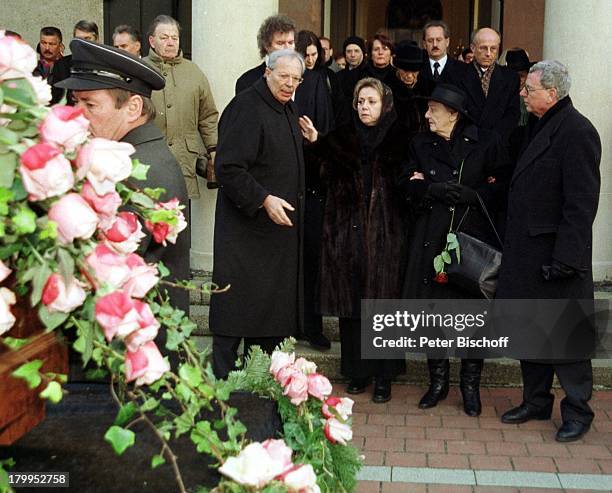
[157,261,170,279]
[165,327,184,351]
[114,402,138,426]
[1,336,30,350]
[130,159,149,181]
[130,191,155,209]
[283,422,307,449]
[13,204,37,234]
[104,426,135,455]
[141,398,160,412]
[39,381,63,403]
[151,454,165,469]
[433,255,444,273]
[0,152,18,190]
[38,305,69,331]
[441,250,451,264]
[12,359,43,389]
[143,187,165,200]
[179,364,203,387]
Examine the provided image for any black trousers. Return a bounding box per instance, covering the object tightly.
[303,192,324,338]
[212,335,284,380]
[520,360,594,425]
[339,317,405,380]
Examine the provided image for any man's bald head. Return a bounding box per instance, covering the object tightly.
[471,27,500,68]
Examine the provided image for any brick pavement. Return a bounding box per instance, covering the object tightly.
[338,384,612,492]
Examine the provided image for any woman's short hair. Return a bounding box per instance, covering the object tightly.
[266,49,305,75]
[368,33,395,56]
[295,30,323,69]
[352,77,394,114]
[530,60,571,100]
[257,14,296,58]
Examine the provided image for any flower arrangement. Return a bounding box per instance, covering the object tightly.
[0,31,361,493]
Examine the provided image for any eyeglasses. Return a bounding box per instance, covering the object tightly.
[523,85,549,95]
[275,72,303,85]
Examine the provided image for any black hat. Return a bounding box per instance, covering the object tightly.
[394,40,426,71]
[54,38,165,97]
[505,49,535,72]
[423,83,470,118]
[342,36,366,57]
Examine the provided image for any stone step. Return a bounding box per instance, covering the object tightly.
[191,335,612,389]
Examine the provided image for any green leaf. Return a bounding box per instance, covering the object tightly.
[12,360,43,389]
[12,204,36,234]
[57,248,75,284]
[0,151,18,189]
[0,242,21,260]
[176,382,193,402]
[455,244,461,263]
[114,402,138,426]
[30,264,52,307]
[39,218,58,240]
[165,327,184,351]
[283,422,307,448]
[104,426,135,455]
[1,336,30,350]
[179,364,202,387]
[141,398,160,412]
[1,77,36,106]
[143,187,165,199]
[130,191,156,209]
[38,305,69,331]
[151,454,165,469]
[0,127,18,145]
[441,250,451,264]
[130,159,149,181]
[157,261,170,279]
[433,255,444,273]
[39,381,63,403]
[447,232,458,244]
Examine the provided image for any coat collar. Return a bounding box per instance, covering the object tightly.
[121,122,165,146]
[147,48,184,66]
[421,123,481,169]
[511,98,574,183]
[253,77,294,115]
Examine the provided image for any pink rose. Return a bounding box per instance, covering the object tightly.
[322,396,354,420]
[219,442,290,488]
[0,287,16,336]
[262,439,293,475]
[48,193,98,244]
[306,373,332,401]
[144,198,187,246]
[27,75,52,105]
[281,464,319,493]
[0,32,37,79]
[80,181,121,230]
[123,254,159,298]
[39,105,89,152]
[124,300,160,352]
[124,341,169,386]
[0,260,11,283]
[85,244,131,288]
[101,212,145,254]
[41,273,86,313]
[76,138,134,195]
[294,357,317,375]
[283,369,309,406]
[324,418,352,445]
[276,365,296,387]
[269,350,295,379]
[95,291,141,341]
[19,143,74,201]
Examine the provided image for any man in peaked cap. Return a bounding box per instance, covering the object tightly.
[55,38,190,318]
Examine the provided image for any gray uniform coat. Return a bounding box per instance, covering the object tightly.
[210,79,304,337]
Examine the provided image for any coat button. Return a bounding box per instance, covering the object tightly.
[352,224,357,230]
[298,192,304,200]
[163,72,168,76]
[423,277,429,285]
[449,206,455,212]
[430,169,436,175]
[423,241,430,247]
[167,103,172,108]
[452,170,458,176]
[168,141,173,146]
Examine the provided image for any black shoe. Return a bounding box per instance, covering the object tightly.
[460,359,483,417]
[346,378,369,395]
[372,378,391,403]
[555,420,591,442]
[306,333,331,350]
[501,403,552,424]
[418,359,449,409]
[461,386,482,416]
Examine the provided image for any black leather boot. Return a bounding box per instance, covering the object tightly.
[372,377,391,403]
[460,359,483,417]
[418,359,450,409]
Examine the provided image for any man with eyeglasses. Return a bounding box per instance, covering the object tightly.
[498,60,601,442]
[460,27,520,141]
[144,15,219,196]
[210,50,308,379]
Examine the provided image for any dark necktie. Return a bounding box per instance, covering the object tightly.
[433,61,441,81]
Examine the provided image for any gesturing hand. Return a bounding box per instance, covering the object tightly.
[263,195,295,226]
[299,115,318,143]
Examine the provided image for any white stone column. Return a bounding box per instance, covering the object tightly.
[190,0,279,272]
[543,0,612,281]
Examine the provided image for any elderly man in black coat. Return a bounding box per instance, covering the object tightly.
[460,28,520,142]
[497,60,601,442]
[211,50,306,379]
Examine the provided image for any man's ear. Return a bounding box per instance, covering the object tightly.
[264,67,272,79]
[126,94,144,122]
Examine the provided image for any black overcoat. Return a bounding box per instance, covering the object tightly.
[399,123,509,299]
[306,118,410,317]
[123,122,191,314]
[496,98,601,300]
[461,63,520,141]
[210,79,305,337]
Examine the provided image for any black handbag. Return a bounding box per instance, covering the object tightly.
[446,194,503,299]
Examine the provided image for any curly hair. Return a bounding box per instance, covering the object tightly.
[257,14,296,58]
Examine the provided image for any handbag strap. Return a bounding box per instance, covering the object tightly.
[455,194,504,248]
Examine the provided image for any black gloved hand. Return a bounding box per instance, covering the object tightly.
[541,259,578,281]
[428,182,461,205]
[446,183,479,205]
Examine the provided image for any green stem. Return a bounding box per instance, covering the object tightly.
[24,238,47,266]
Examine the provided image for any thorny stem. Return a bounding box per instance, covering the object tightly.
[159,278,231,294]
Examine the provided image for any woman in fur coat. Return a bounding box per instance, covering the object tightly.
[300,77,414,403]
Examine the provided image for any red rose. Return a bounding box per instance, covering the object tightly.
[434,272,448,284]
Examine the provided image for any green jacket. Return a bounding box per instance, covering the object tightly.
[144,49,219,198]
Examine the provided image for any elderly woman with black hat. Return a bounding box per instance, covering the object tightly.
[300,77,410,403]
[398,83,510,416]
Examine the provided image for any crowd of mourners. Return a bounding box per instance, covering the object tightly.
[4,11,602,444]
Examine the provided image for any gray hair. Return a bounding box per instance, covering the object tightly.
[530,60,571,100]
[266,49,305,74]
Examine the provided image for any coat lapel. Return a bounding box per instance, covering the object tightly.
[480,66,504,123]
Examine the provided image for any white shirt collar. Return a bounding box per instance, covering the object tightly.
[429,55,448,74]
